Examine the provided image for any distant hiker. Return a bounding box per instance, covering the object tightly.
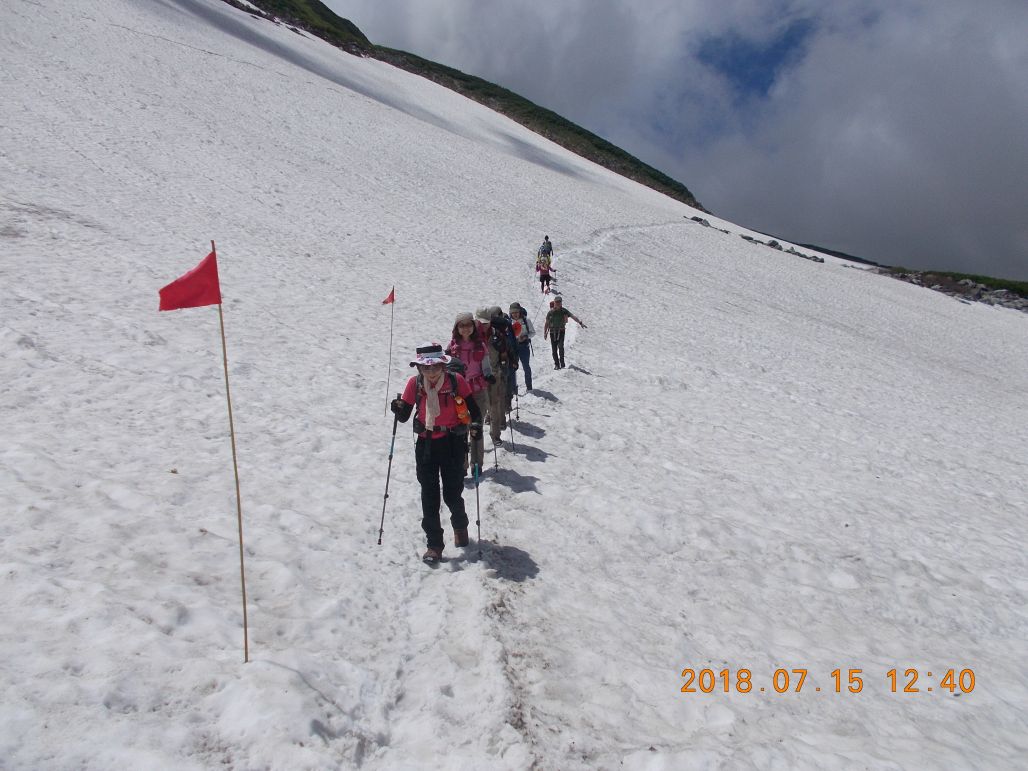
[447,312,492,472]
[508,302,534,392]
[476,307,512,446]
[391,342,482,562]
[536,253,554,294]
[543,295,586,370]
[538,235,553,258]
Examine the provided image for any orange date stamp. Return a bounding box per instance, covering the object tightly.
[680,668,976,694]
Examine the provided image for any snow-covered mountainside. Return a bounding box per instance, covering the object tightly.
[2,1,1026,769]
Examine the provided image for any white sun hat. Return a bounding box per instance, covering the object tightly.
[409,341,451,367]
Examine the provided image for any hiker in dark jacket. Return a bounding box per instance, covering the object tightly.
[538,235,553,258]
[508,302,534,392]
[476,306,516,445]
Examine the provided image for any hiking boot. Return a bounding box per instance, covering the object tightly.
[422,547,443,562]
[454,528,469,547]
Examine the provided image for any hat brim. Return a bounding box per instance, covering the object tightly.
[410,354,451,367]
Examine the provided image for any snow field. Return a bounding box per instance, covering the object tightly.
[1,0,1026,769]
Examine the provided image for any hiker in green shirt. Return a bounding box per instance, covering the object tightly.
[543,295,586,370]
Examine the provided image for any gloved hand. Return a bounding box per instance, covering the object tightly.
[485,374,496,384]
[469,423,482,439]
[390,398,412,421]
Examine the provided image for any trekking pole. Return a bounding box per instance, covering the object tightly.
[377,397,400,545]
[493,436,499,470]
[515,389,520,421]
[474,461,482,558]
[507,405,516,454]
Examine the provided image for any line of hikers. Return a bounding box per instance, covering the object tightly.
[388,247,587,561]
[536,234,555,294]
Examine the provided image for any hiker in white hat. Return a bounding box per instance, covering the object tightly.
[391,342,483,562]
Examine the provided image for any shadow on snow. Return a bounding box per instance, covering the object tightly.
[481,542,540,582]
[491,466,540,493]
[512,421,546,439]
[526,389,559,402]
[504,441,548,463]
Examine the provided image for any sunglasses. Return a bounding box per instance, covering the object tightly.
[457,322,474,328]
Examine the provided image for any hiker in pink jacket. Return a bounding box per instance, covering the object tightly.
[447,311,494,471]
[391,342,483,562]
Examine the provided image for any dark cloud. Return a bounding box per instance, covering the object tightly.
[328,0,1028,279]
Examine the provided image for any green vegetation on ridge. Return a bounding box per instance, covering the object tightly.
[884,268,1028,297]
[226,0,705,211]
[372,47,705,211]
[223,0,369,53]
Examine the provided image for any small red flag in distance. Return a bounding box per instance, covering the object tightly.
[382,287,395,305]
[159,251,222,311]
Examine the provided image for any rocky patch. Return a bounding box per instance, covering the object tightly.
[874,270,1028,314]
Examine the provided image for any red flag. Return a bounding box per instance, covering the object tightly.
[159,251,222,311]
[382,287,395,305]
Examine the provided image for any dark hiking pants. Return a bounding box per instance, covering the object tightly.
[550,329,565,367]
[415,434,468,549]
[516,340,533,390]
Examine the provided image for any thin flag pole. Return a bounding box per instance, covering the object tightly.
[384,289,395,416]
[213,240,250,664]
[379,402,400,545]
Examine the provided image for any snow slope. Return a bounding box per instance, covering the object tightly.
[1,0,1026,769]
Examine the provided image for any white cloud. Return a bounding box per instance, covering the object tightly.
[329,0,1028,278]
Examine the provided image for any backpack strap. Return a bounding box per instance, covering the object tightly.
[413,372,461,435]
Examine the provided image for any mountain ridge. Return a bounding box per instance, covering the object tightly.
[227,0,1028,288]
[220,0,706,212]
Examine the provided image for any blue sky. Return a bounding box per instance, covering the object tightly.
[697,19,815,101]
[326,0,1028,280]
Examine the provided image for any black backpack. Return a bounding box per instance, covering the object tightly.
[490,318,519,365]
[489,323,509,358]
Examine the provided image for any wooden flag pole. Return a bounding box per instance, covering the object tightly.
[213,240,250,664]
